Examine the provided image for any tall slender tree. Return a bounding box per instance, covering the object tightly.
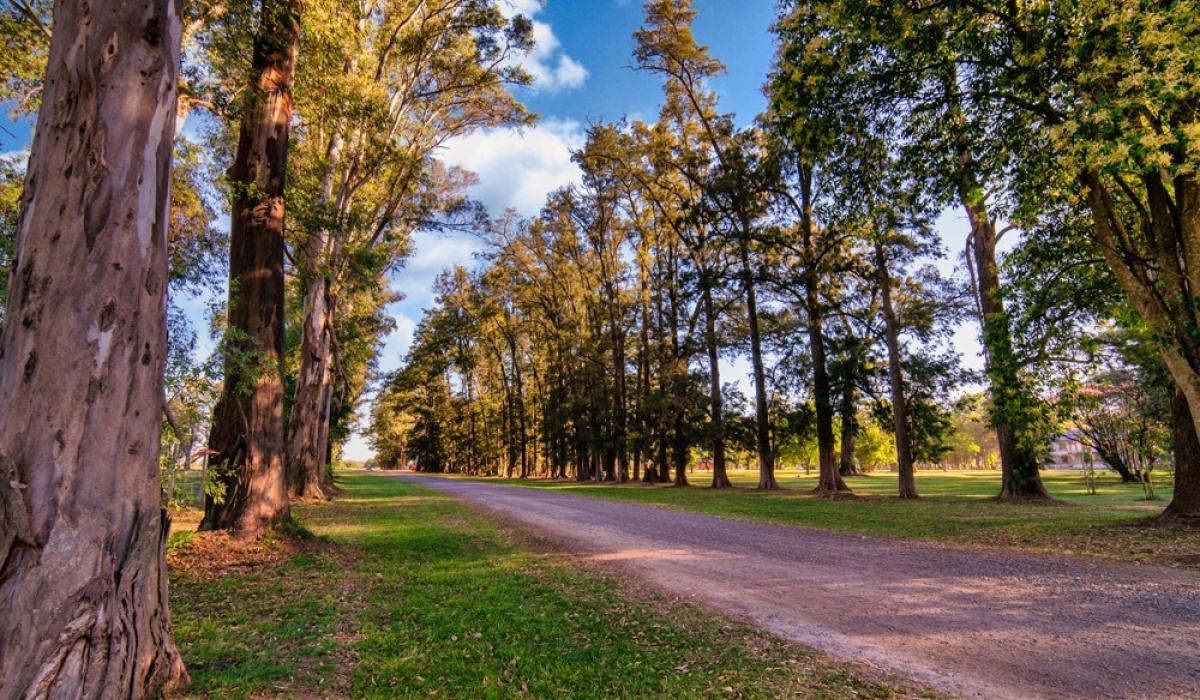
[284,0,533,498]
[635,0,777,488]
[771,0,1052,499]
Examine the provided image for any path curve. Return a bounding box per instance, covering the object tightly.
[388,474,1200,700]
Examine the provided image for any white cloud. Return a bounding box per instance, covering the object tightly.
[440,117,586,216]
[372,118,584,411]
[502,2,589,94]
[390,230,484,320]
[500,0,543,18]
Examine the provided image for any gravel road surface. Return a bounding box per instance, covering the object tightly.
[389,474,1200,700]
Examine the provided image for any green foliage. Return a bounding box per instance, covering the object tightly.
[942,394,999,469]
[854,419,898,472]
[167,530,197,553]
[0,154,22,327]
[215,322,274,397]
[168,140,227,295]
[203,460,231,506]
[871,396,953,466]
[0,0,49,117]
[281,0,537,466]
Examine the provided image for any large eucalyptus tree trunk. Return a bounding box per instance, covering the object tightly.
[203,0,299,538]
[0,0,188,694]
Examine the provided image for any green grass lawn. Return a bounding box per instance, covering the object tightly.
[168,473,947,699]
[450,468,1200,567]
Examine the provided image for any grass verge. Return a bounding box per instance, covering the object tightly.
[168,473,949,699]
[447,469,1200,568]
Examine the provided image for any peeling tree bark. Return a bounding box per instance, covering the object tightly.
[0,0,188,695]
[285,276,334,499]
[202,0,299,539]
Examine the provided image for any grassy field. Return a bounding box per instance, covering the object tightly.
[167,473,948,699]
[453,468,1200,568]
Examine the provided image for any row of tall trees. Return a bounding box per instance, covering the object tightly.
[194,0,534,537]
[373,0,967,501]
[766,0,1200,516]
[374,0,1200,524]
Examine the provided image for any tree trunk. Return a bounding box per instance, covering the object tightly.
[665,244,685,486]
[286,132,343,500]
[612,323,628,484]
[203,0,300,538]
[1165,388,1200,520]
[636,243,653,484]
[0,0,188,694]
[838,378,858,476]
[1086,441,1138,483]
[286,275,334,498]
[798,166,849,494]
[876,242,918,498]
[672,417,690,487]
[741,236,777,490]
[963,197,1050,501]
[511,328,530,479]
[702,282,732,488]
[807,288,848,493]
[1081,172,1200,518]
[944,75,1050,502]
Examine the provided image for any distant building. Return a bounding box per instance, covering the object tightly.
[1046,431,1098,469]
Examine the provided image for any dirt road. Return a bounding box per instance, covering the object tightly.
[389,474,1200,700]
